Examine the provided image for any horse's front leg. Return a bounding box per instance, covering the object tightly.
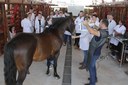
[53,52,60,79]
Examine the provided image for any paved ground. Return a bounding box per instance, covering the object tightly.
[72,44,128,85]
[0,44,128,85]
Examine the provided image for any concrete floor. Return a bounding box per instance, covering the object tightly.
[0,45,128,85]
[72,44,128,85]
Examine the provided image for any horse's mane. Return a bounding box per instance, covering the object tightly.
[43,17,69,33]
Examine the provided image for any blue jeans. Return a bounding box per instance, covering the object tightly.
[64,34,71,45]
[83,50,88,65]
[89,46,102,85]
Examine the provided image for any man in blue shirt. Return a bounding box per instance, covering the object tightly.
[83,19,109,85]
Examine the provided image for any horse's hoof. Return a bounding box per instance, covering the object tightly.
[27,71,30,75]
[54,74,60,79]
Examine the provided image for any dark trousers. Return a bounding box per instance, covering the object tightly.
[83,50,88,65]
[110,43,122,59]
[64,34,71,45]
[74,33,81,47]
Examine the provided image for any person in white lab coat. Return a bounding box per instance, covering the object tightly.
[57,11,71,46]
[29,8,35,27]
[35,12,45,33]
[29,8,35,33]
[58,11,65,18]
[72,25,92,69]
[53,10,59,18]
[89,14,100,29]
[8,25,16,40]
[110,20,126,60]
[74,11,84,49]
[92,12,99,22]
[45,11,54,28]
[47,11,54,19]
[21,12,33,33]
[107,13,117,35]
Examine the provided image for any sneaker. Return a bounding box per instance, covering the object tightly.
[88,77,98,82]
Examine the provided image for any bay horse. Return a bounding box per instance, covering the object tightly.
[4,17,74,85]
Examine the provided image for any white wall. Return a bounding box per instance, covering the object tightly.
[68,6,84,16]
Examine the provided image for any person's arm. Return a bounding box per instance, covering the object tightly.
[115,29,126,36]
[72,32,88,39]
[72,35,80,39]
[114,26,125,36]
[114,31,122,36]
[83,20,100,37]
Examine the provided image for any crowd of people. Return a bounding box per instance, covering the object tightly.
[72,11,126,85]
[9,8,72,45]
[20,8,71,33]
[20,8,72,46]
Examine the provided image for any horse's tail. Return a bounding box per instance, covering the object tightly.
[4,43,17,85]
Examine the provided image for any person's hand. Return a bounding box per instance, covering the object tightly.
[83,20,89,26]
[72,36,76,39]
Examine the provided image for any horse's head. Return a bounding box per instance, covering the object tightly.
[51,17,75,34]
[65,16,75,34]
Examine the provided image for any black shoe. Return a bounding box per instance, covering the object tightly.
[27,70,30,74]
[79,65,87,70]
[125,71,128,75]
[88,78,98,82]
[79,62,84,65]
[84,83,90,85]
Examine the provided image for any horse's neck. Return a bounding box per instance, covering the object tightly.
[55,22,67,39]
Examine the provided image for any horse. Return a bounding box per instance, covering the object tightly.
[4,16,74,85]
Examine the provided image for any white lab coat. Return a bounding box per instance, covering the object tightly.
[64,31,71,35]
[21,18,33,33]
[79,24,93,50]
[97,17,99,22]
[53,15,59,18]
[79,29,92,51]
[35,16,45,33]
[30,13,35,27]
[74,17,84,33]
[108,20,117,35]
[89,20,100,28]
[110,25,126,46]
[58,14,65,18]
